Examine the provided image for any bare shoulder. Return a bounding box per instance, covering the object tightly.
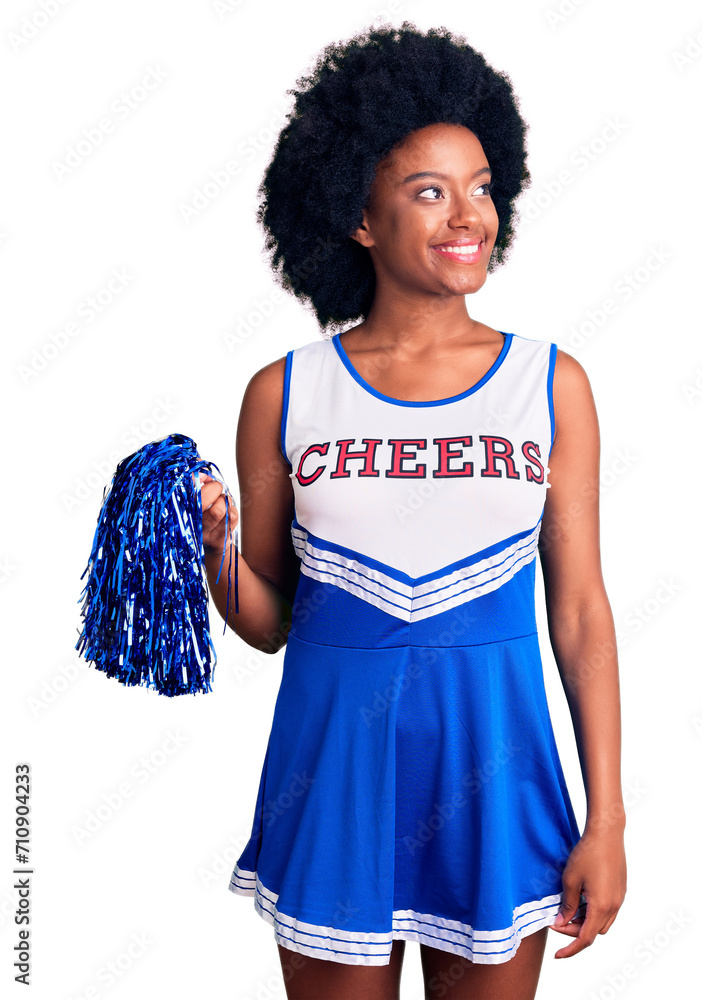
[238,355,288,449]
[243,354,287,409]
[235,353,297,596]
[551,347,599,444]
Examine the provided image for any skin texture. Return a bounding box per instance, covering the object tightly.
[199,122,627,997]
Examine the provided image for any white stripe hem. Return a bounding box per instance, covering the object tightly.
[229,867,585,966]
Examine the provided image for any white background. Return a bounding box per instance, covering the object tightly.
[2,0,701,997]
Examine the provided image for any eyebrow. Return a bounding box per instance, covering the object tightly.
[401,167,492,184]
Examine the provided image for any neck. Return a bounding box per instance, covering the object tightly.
[349,284,485,352]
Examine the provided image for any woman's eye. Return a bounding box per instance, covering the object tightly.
[417,182,492,200]
[417,185,443,199]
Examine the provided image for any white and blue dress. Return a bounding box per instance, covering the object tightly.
[229,330,585,966]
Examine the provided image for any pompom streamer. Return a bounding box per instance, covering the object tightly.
[75,433,238,696]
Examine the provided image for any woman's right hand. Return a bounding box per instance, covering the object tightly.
[194,472,239,555]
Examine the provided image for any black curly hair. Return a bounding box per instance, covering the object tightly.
[256,21,531,334]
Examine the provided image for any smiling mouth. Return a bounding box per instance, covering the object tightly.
[431,242,483,262]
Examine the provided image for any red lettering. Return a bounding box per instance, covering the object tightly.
[386,439,426,478]
[479,436,520,479]
[522,441,545,483]
[296,442,329,485]
[433,436,473,477]
[294,436,546,484]
[330,438,382,478]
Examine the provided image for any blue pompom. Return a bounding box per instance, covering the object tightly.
[75,433,238,696]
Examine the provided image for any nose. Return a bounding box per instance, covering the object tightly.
[447,190,483,230]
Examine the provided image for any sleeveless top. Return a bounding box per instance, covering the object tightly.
[281,330,554,649]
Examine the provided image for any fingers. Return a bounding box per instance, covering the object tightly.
[550,906,619,959]
[549,917,583,939]
[203,482,226,512]
[549,883,588,958]
[186,471,238,555]
[192,473,235,500]
[551,911,595,958]
[598,913,619,935]
[549,886,582,932]
[193,472,225,508]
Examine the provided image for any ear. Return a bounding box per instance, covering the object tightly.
[349,209,375,248]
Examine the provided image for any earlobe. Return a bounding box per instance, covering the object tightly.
[349,220,375,248]
[349,207,375,247]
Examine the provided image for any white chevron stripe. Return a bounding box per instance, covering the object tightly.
[292,528,413,599]
[291,524,540,622]
[229,868,584,965]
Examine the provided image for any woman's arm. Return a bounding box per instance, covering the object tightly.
[202,356,300,653]
[538,348,627,958]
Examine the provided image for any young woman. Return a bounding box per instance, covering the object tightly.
[199,23,627,1000]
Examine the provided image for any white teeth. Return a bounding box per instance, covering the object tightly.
[435,244,480,255]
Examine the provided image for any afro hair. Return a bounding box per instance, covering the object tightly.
[256,21,531,334]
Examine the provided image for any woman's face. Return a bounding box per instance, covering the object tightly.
[351,122,499,300]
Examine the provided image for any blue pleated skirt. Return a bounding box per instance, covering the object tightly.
[230,625,584,966]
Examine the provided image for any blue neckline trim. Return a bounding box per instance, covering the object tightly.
[331,331,512,407]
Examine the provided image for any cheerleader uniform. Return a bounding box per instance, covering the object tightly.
[229,330,585,965]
